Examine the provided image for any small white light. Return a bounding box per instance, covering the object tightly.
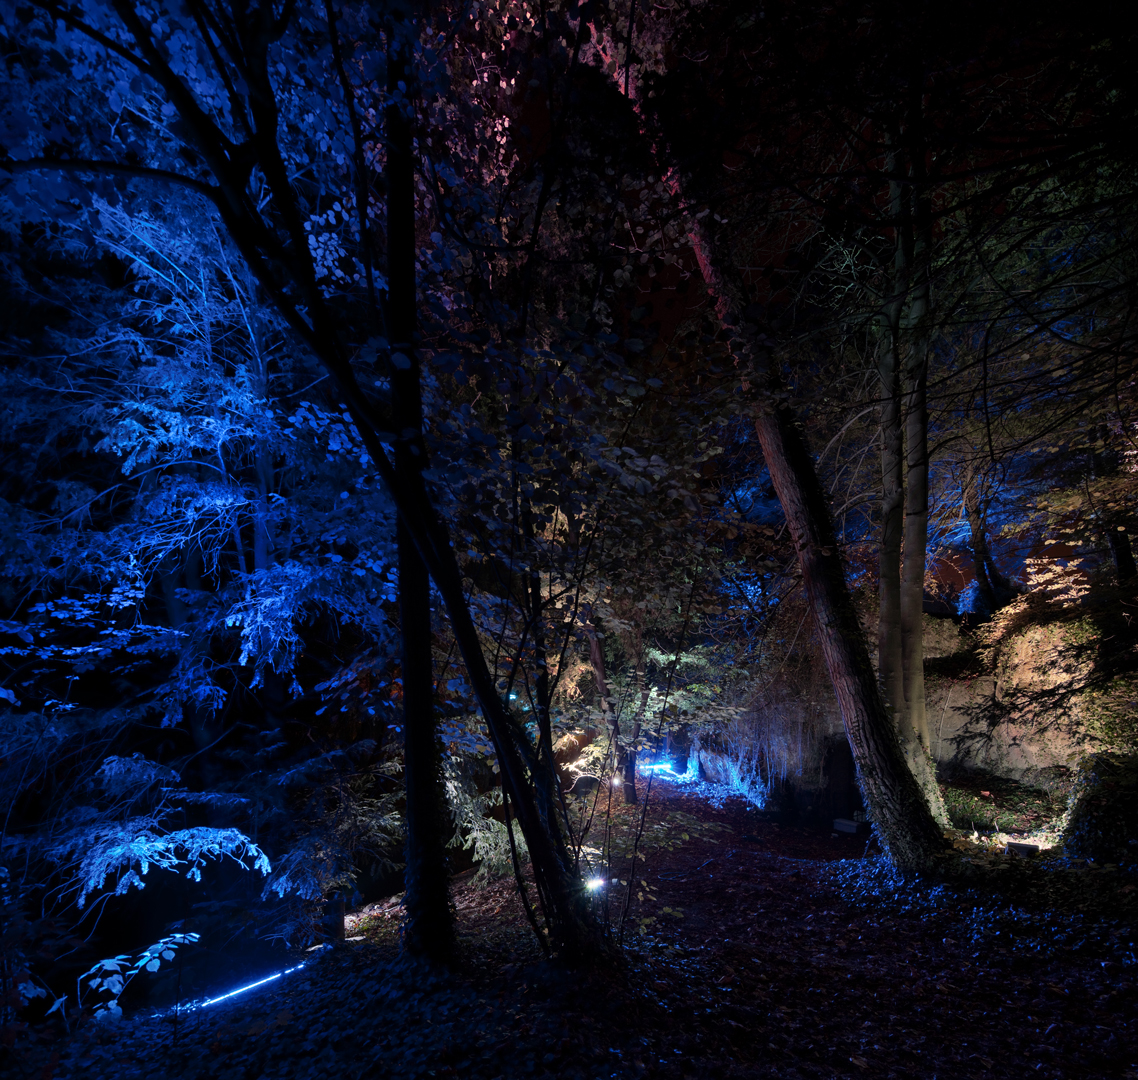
[586,877,606,891]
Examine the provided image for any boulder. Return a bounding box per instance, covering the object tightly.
[1061,753,1138,863]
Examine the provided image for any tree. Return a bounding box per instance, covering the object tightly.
[0,195,408,961]
[0,0,635,957]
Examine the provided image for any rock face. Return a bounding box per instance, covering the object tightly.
[1060,753,1138,863]
[923,613,1112,783]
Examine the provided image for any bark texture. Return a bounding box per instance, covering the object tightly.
[684,217,944,869]
[877,336,906,724]
[754,402,946,868]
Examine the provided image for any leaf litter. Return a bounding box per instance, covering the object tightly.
[7,780,1136,1079]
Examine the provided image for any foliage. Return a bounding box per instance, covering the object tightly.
[940,774,1069,836]
[77,932,199,1021]
[2,0,1138,1027]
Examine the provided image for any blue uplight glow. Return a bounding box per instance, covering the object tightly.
[586,878,606,891]
[641,759,699,783]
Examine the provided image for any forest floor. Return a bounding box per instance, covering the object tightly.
[9,778,1138,1080]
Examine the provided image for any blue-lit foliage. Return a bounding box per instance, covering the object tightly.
[78,932,200,1021]
[0,180,408,986]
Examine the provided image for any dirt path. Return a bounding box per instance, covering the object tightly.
[10,780,1136,1080]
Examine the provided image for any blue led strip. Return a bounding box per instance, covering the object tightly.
[172,946,327,1014]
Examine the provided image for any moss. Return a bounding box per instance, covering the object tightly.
[1078,674,1138,748]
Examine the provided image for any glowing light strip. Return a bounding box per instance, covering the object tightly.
[194,963,305,1008]
[173,946,328,1014]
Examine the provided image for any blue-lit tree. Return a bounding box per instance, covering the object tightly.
[0,0,704,964]
[0,188,407,963]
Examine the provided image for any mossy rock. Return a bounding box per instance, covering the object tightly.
[1060,753,1138,863]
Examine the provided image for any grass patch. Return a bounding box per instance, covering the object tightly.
[940,769,1071,834]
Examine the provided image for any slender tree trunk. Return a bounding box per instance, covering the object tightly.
[878,141,908,733]
[962,467,998,614]
[895,150,947,826]
[388,27,452,964]
[522,506,569,856]
[900,333,930,750]
[878,364,905,722]
[899,132,933,756]
[586,623,625,794]
[623,640,648,805]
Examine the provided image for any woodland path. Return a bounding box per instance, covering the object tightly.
[20,781,1138,1080]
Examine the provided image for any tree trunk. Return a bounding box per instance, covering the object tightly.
[962,466,1008,615]
[586,623,625,796]
[754,401,946,869]
[896,170,947,827]
[877,331,906,725]
[878,140,908,734]
[900,335,930,751]
[388,28,452,964]
[685,213,944,868]
[1109,529,1137,582]
[623,644,648,805]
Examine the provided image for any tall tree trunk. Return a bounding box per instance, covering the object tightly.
[896,152,947,826]
[878,351,906,723]
[754,399,945,868]
[586,623,625,795]
[878,137,908,735]
[623,637,648,805]
[685,218,944,869]
[521,505,570,862]
[900,329,930,751]
[388,26,452,964]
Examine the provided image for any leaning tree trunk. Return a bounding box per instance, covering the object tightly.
[686,215,945,869]
[388,30,453,964]
[754,400,946,868]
